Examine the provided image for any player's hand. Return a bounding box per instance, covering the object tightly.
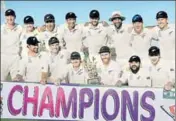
[40,80,46,85]
[164,82,174,91]
[116,80,123,87]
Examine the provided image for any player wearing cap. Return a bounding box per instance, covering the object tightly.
[129,14,158,59]
[61,52,89,84]
[59,12,85,58]
[108,11,133,66]
[38,14,61,52]
[1,9,23,81]
[96,46,122,86]
[20,16,40,57]
[147,46,175,89]
[83,10,110,61]
[41,37,70,85]
[14,37,48,84]
[153,11,175,60]
[119,55,151,87]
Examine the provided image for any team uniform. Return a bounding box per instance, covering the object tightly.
[120,55,151,87]
[97,60,122,86]
[120,67,151,87]
[61,64,89,84]
[1,22,22,81]
[18,53,48,82]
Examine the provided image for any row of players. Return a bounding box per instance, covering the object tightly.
[1,9,175,85]
[10,36,175,91]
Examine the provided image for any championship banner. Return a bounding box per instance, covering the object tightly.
[0,82,175,121]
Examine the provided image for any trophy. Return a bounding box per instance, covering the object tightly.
[83,53,101,85]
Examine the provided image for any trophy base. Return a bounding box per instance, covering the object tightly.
[88,78,100,85]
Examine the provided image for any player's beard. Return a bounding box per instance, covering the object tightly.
[130,65,140,74]
[115,22,122,30]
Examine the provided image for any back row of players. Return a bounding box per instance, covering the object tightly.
[1,9,175,90]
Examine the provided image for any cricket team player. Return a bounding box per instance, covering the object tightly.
[119,55,151,87]
[61,52,89,84]
[1,9,22,81]
[96,46,122,86]
[153,11,175,61]
[37,14,61,52]
[20,16,39,57]
[13,37,48,84]
[108,11,133,67]
[83,10,110,61]
[147,46,175,89]
[129,14,158,60]
[41,37,70,85]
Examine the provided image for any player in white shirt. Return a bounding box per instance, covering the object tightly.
[108,11,133,67]
[61,52,89,84]
[13,37,48,84]
[37,14,61,52]
[41,37,70,85]
[153,11,175,60]
[129,14,158,60]
[96,46,122,86]
[20,16,39,57]
[119,55,151,87]
[83,10,110,61]
[147,46,175,89]
[1,9,22,81]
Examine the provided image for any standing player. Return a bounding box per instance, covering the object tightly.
[83,10,110,61]
[1,9,22,81]
[147,46,175,89]
[153,11,175,61]
[38,14,61,52]
[129,14,158,60]
[119,55,151,87]
[108,11,133,67]
[96,46,122,86]
[13,37,48,84]
[20,16,39,57]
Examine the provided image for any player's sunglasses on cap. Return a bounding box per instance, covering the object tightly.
[45,19,55,23]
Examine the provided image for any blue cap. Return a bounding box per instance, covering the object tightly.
[132,14,143,23]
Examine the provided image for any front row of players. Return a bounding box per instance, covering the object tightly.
[13,36,175,90]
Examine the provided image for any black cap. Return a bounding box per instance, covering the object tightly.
[48,37,59,45]
[89,10,100,19]
[44,14,55,23]
[5,9,16,17]
[148,46,160,56]
[27,36,40,45]
[156,11,168,19]
[70,52,81,60]
[129,55,141,63]
[24,16,34,24]
[99,46,110,54]
[65,12,77,19]
[132,14,143,23]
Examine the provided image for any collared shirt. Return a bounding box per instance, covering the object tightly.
[129,28,158,59]
[153,25,175,60]
[146,59,175,88]
[1,23,22,55]
[108,24,133,59]
[97,60,122,86]
[83,23,110,55]
[18,53,48,82]
[62,64,88,84]
[59,24,85,53]
[41,50,70,80]
[120,67,151,87]
[37,25,61,52]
